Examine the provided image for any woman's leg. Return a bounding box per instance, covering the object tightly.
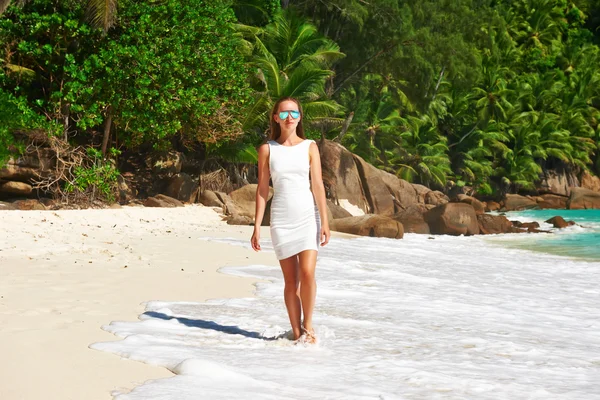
[298,250,318,335]
[279,256,302,339]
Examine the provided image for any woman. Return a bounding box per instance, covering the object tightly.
[251,97,330,344]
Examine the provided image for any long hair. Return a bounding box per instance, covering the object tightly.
[268,97,305,141]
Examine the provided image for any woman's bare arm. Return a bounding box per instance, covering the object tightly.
[309,142,330,246]
[251,143,270,251]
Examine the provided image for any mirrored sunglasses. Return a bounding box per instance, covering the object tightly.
[278,110,301,119]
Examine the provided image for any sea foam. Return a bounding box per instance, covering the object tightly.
[93,233,600,400]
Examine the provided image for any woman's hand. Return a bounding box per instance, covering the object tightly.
[251,228,261,251]
[320,224,330,247]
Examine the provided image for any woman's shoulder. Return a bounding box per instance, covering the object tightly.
[257,142,270,156]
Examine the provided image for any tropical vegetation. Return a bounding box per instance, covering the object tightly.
[2,0,600,199]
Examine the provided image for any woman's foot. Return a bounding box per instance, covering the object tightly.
[298,326,317,344]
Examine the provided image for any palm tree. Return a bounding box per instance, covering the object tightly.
[389,114,452,188]
[241,9,345,135]
[343,90,403,165]
[496,110,573,191]
[510,0,564,50]
[468,61,515,124]
[439,85,510,193]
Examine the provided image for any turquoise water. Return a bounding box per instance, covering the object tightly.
[490,209,600,260]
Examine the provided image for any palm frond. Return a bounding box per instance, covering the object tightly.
[85,0,117,33]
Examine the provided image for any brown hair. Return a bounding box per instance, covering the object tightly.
[268,97,305,141]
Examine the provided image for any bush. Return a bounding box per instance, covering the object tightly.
[65,147,120,203]
[0,89,60,165]
[66,0,251,149]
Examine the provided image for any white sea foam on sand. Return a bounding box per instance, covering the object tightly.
[93,234,600,400]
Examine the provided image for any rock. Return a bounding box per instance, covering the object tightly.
[0,201,17,210]
[511,221,540,230]
[109,203,122,209]
[226,214,254,226]
[567,187,600,209]
[447,183,473,199]
[502,194,538,211]
[424,203,479,236]
[143,194,184,208]
[0,150,55,181]
[580,170,600,192]
[228,184,273,220]
[319,140,420,215]
[412,184,430,204]
[545,216,574,229]
[0,181,33,195]
[218,185,274,226]
[477,214,513,234]
[220,193,240,216]
[353,156,396,215]
[536,194,568,209]
[379,174,420,212]
[538,167,579,196]
[327,200,352,220]
[527,228,553,234]
[198,190,224,208]
[13,199,47,210]
[425,190,449,206]
[332,215,404,239]
[117,175,136,205]
[485,201,501,212]
[456,194,485,215]
[319,140,370,214]
[393,204,430,234]
[145,151,183,175]
[39,198,56,209]
[0,164,39,181]
[163,173,198,203]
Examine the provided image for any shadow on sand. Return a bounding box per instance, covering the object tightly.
[143,311,279,341]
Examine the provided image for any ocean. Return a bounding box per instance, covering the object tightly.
[93,213,600,399]
[487,209,600,261]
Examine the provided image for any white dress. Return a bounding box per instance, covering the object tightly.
[268,139,321,260]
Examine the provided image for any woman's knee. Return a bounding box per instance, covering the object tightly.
[298,268,315,284]
[283,281,299,294]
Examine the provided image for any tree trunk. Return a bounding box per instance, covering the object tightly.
[334,111,354,142]
[431,66,446,101]
[63,103,70,142]
[101,107,113,158]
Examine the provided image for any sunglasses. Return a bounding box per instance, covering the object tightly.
[278,110,301,119]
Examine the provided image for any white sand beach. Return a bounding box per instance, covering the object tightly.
[0,205,275,400]
[3,205,599,400]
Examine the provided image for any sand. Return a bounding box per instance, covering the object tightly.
[0,205,278,400]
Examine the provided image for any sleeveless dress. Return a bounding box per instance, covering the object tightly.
[268,139,321,260]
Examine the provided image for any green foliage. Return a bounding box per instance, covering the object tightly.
[65,147,120,202]
[3,0,600,198]
[232,0,280,26]
[241,9,345,135]
[0,0,101,126]
[0,89,60,164]
[66,0,250,149]
[332,0,600,193]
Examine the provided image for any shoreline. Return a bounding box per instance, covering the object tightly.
[1,206,597,399]
[492,209,600,261]
[0,205,276,400]
[83,229,600,399]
